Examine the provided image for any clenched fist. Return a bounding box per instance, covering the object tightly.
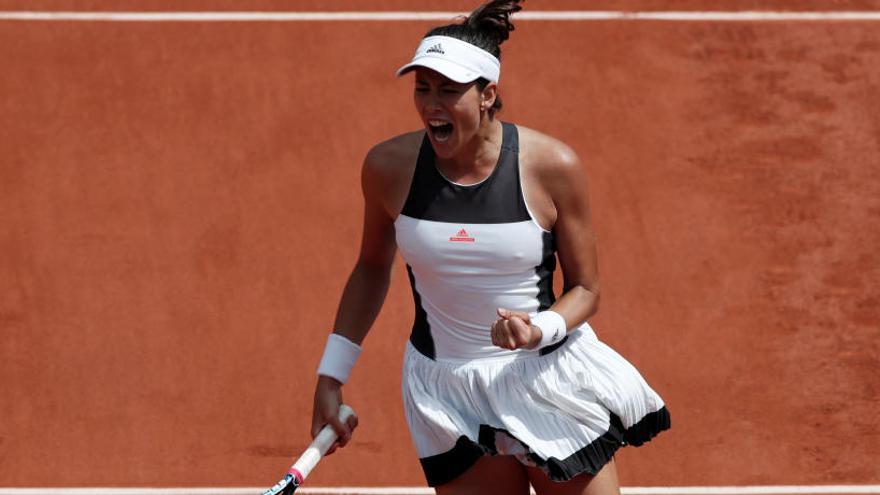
[491,307,542,350]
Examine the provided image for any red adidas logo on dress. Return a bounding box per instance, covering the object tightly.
[449,228,475,242]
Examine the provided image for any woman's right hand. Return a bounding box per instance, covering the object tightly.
[311,375,358,455]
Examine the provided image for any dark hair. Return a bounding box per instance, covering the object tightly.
[425,0,523,118]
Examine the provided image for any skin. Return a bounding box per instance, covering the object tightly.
[310,66,606,493]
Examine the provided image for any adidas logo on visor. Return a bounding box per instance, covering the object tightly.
[426,44,445,55]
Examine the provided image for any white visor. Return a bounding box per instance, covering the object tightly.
[396,35,501,84]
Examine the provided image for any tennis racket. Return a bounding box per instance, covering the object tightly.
[262,404,356,495]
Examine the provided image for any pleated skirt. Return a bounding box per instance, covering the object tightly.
[401,324,671,486]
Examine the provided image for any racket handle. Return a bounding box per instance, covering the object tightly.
[288,404,355,483]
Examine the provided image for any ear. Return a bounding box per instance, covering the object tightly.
[480,82,498,112]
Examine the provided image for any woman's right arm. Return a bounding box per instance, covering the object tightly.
[310,143,400,450]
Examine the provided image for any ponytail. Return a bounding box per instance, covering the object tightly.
[465,0,523,49]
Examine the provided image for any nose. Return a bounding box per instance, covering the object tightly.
[423,90,443,112]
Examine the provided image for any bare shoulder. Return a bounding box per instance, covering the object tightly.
[364,130,423,177]
[362,130,424,216]
[516,125,586,191]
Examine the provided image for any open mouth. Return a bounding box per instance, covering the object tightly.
[427,119,454,142]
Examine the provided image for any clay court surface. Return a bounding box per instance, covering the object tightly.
[1,0,878,492]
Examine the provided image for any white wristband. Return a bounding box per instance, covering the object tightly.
[532,311,567,349]
[317,333,362,384]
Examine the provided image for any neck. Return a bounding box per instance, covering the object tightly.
[436,118,503,183]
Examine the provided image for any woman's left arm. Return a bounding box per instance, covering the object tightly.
[543,146,600,328]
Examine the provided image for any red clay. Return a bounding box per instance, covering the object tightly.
[0,5,878,489]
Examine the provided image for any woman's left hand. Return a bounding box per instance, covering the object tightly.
[491,308,542,350]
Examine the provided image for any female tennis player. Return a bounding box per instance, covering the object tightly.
[311,1,670,493]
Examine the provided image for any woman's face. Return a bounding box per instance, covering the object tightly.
[413,67,485,159]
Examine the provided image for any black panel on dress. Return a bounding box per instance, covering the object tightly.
[536,230,567,356]
[400,122,531,224]
[406,265,436,359]
[535,231,557,312]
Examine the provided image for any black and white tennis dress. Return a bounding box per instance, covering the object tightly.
[395,122,670,486]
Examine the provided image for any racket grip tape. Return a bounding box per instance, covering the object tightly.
[289,404,356,481]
